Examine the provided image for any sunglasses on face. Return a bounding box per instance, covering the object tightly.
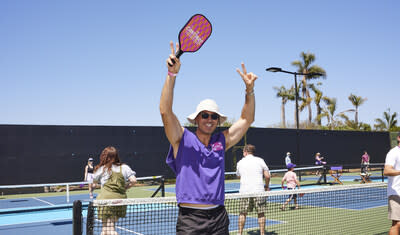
[201,112,219,120]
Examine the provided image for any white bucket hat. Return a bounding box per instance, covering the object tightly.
[187,99,227,124]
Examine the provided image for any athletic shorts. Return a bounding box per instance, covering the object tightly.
[239,197,267,214]
[176,205,229,235]
[287,188,297,199]
[388,195,400,221]
[86,173,94,184]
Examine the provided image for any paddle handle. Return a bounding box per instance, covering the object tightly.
[176,49,183,58]
[168,49,183,67]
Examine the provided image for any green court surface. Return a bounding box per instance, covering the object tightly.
[225,197,389,235]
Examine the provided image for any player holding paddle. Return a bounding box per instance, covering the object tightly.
[160,41,258,234]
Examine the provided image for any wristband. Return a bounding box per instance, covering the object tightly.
[168,71,178,77]
[246,90,254,96]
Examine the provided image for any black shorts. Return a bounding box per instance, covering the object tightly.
[288,188,297,199]
[177,205,230,235]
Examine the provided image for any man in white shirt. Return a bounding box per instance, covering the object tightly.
[285,152,292,167]
[384,132,400,235]
[236,144,270,235]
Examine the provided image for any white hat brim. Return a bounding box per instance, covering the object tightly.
[187,99,228,125]
[187,111,227,124]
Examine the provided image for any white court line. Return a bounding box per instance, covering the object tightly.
[32,197,55,206]
[94,218,144,235]
[117,225,144,235]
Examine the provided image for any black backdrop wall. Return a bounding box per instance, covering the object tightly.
[0,125,391,185]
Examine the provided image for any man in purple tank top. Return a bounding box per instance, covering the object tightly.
[160,41,258,235]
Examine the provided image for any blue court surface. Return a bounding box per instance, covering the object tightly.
[155,175,387,195]
[0,208,76,235]
[157,182,326,194]
[0,193,93,235]
[0,193,94,211]
[301,174,387,182]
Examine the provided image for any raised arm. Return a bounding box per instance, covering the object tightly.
[160,42,184,156]
[224,62,257,150]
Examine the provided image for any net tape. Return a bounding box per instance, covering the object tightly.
[91,182,386,206]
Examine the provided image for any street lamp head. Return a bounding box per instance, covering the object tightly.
[266,67,282,72]
[308,72,324,77]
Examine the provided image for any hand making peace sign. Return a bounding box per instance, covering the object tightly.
[166,41,181,75]
[236,63,258,92]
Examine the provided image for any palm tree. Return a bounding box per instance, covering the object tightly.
[317,97,354,130]
[273,86,294,128]
[344,119,372,131]
[292,52,326,124]
[374,109,398,131]
[348,94,367,125]
[298,96,312,126]
[308,83,325,125]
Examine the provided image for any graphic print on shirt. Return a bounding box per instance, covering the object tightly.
[212,141,224,151]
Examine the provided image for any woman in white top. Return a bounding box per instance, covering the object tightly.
[84,157,95,199]
[93,146,137,235]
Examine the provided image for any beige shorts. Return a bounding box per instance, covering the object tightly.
[388,195,400,221]
[239,197,267,214]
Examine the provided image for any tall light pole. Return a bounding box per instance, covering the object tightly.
[266,67,323,164]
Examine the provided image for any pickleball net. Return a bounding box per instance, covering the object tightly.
[73,182,389,235]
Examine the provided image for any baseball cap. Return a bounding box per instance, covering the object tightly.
[88,158,93,161]
[287,163,296,169]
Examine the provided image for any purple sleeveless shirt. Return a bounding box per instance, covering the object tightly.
[166,128,226,205]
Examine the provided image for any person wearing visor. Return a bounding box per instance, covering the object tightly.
[160,41,258,235]
[84,156,95,199]
[285,152,292,167]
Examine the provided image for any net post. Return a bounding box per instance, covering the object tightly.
[72,200,82,235]
[150,176,165,197]
[66,183,70,203]
[86,202,94,235]
[161,176,165,197]
[298,170,302,181]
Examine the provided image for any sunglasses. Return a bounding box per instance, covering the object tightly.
[201,112,219,120]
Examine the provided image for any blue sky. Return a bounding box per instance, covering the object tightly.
[1,1,399,127]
